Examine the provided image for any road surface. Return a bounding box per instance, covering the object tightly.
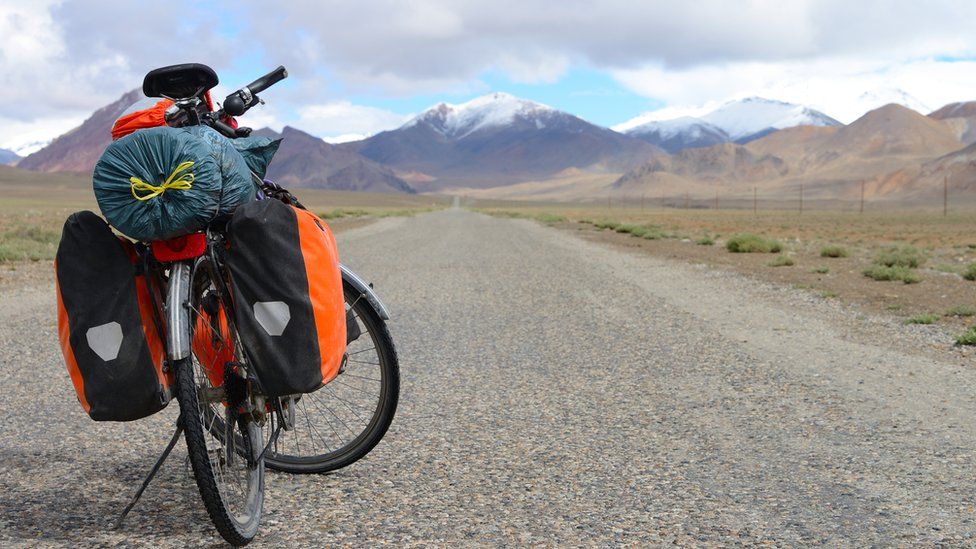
[2,208,975,546]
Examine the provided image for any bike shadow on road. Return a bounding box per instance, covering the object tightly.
[0,446,217,544]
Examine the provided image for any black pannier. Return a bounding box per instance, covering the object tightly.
[55,211,170,421]
[225,199,346,397]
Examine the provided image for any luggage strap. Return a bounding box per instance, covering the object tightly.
[130,161,195,201]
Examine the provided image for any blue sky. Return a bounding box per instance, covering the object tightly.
[3,1,976,150]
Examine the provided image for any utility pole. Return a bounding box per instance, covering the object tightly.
[608,194,611,210]
[714,190,719,210]
[860,180,865,214]
[753,187,757,214]
[944,175,948,217]
[641,193,645,213]
[684,192,690,209]
[799,183,803,214]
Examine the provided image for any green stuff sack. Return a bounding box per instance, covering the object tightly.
[185,126,257,215]
[93,126,257,242]
[230,135,282,179]
[94,126,223,241]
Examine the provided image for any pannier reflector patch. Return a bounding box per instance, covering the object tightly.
[254,301,290,336]
[86,322,124,361]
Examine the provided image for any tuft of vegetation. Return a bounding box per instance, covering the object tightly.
[905,314,939,325]
[820,290,838,298]
[534,213,566,224]
[695,236,715,246]
[768,255,795,267]
[318,208,370,220]
[812,266,830,274]
[874,245,924,268]
[945,305,976,318]
[955,326,976,346]
[963,263,976,281]
[863,265,921,284]
[593,220,620,231]
[614,223,665,240]
[0,225,61,262]
[820,245,849,258]
[725,233,783,253]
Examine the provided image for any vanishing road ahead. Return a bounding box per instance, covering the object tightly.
[2,208,976,546]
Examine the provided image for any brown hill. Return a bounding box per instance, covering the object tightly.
[929,101,976,120]
[18,89,141,172]
[820,104,960,160]
[265,127,415,193]
[928,101,976,145]
[612,104,965,202]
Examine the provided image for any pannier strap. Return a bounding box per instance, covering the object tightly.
[130,161,195,201]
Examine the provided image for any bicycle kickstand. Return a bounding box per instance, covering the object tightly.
[113,413,185,530]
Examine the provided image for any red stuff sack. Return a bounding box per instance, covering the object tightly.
[111,97,173,140]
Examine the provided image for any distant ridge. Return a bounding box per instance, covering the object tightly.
[619,98,841,152]
[344,92,659,190]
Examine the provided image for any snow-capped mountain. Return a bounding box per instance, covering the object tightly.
[619,98,841,151]
[700,97,841,142]
[345,92,658,189]
[621,117,729,153]
[402,92,557,139]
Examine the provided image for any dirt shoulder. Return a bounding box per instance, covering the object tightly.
[551,218,976,364]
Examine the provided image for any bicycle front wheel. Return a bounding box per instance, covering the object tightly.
[177,265,265,546]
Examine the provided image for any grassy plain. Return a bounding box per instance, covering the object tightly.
[0,166,449,263]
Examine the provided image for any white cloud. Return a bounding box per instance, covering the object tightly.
[294,101,410,138]
[613,57,976,125]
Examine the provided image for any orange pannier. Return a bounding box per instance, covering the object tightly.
[55,211,171,421]
[223,199,346,396]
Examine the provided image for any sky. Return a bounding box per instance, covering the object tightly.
[3,0,976,153]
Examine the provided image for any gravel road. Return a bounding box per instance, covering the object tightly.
[2,208,976,546]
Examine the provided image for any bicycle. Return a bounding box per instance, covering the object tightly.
[116,64,400,545]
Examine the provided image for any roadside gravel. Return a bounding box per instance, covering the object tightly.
[1,209,975,546]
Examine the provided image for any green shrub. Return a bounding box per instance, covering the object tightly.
[725,233,783,253]
[768,255,794,267]
[905,314,939,325]
[812,266,830,274]
[956,326,976,346]
[945,305,976,318]
[874,245,924,268]
[863,265,921,284]
[614,223,641,234]
[534,213,566,223]
[820,245,849,258]
[695,236,714,246]
[593,220,620,230]
[963,263,976,281]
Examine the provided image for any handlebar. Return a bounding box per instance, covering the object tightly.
[247,65,288,96]
[223,65,288,117]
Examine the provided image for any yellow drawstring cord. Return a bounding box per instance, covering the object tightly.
[129,161,195,201]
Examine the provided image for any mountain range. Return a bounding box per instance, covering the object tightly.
[10,89,976,203]
[616,98,842,152]
[342,93,659,191]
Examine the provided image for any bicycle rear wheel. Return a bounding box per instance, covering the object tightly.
[264,282,400,474]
